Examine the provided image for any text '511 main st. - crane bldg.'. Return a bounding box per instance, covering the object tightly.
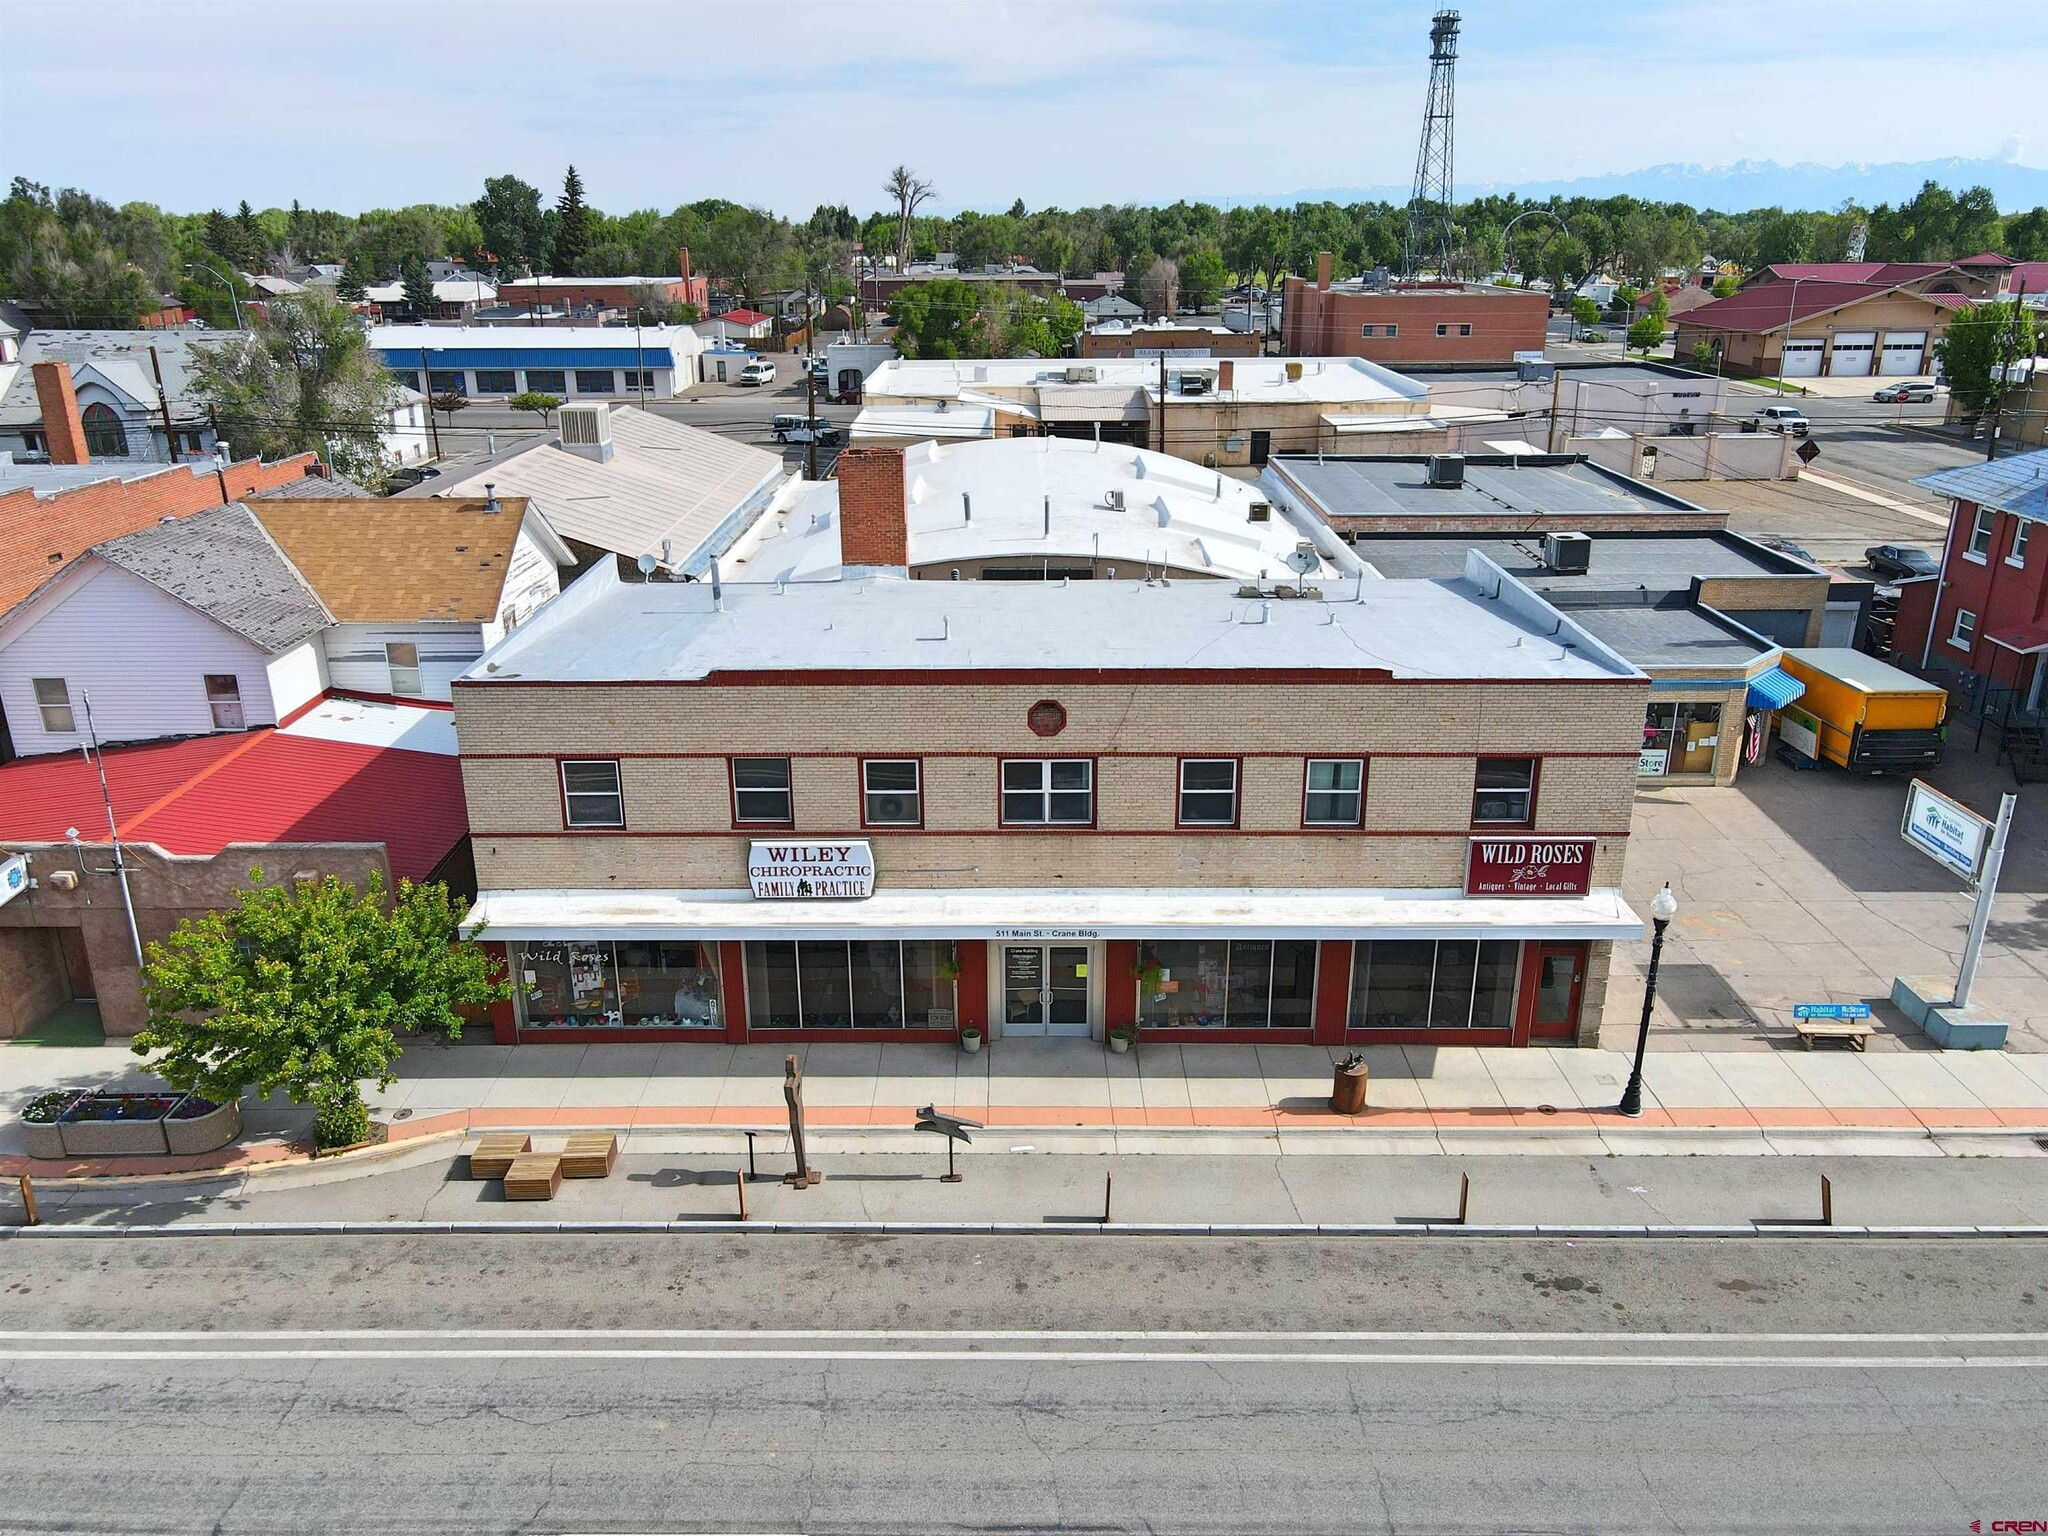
[452,443,1650,1050]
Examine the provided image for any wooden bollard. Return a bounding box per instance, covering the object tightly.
[736,1168,748,1222]
[1819,1174,1832,1228]
[1102,1172,1113,1226]
[1456,1171,1470,1226]
[17,1173,37,1228]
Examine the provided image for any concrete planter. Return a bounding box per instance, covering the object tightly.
[55,1092,182,1157]
[21,1117,70,1160]
[164,1097,241,1156]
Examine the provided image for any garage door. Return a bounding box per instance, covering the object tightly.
[1781,339,1825,377]
[1880,331,1928,376]
[1829,332,1876,377]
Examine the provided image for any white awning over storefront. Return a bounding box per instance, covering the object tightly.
[466,886,1644,943]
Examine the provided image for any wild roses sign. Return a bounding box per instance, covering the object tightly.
[748,841,876,899]
[1465,837,1596,898]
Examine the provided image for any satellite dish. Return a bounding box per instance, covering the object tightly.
[1285,544,1319,576]
[636,553,658,577]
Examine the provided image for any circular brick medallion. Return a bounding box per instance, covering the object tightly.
[1027,699,1067,738]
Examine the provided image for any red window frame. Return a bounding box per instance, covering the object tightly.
[728,754,795,829]
[858,755,925,830]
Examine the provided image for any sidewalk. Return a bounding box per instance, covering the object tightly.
[7,1034,2048,1181]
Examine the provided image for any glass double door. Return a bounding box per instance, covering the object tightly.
[1002,944,1091,1037]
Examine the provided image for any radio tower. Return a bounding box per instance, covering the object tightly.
[1404,9,1460,277]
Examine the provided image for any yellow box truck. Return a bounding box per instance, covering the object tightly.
[1777,648,1948,773]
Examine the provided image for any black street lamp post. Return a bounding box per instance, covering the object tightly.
[1619,883,1679,1117]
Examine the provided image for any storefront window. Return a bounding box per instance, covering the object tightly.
[514,941,722,1031]
[744,941,957,1030]
[1640,701,1722,777]
[1138,939,1318,1028]
[1349,940,1519,1030]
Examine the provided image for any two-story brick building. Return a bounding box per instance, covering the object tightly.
[1280,254,1550,367]
[451,480,1650,1051]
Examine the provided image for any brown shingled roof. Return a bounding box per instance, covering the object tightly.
[248,496,529,623]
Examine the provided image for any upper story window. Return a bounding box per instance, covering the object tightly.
[385,641,422,696]
[2009,522,2032,569]
[731,757,793,824]
[561,759,624,828]
[1001,759,1092,825]
[1304,758,1364,826]
[204,674,243,730]
[1950,608,1977,650]
[862,759,922,826]
[33,677,74,733]
[1177,758,1239,826]
[81,402,127,457]
[1967,507,1996,559]
[1435,323,1473,338]
[1472,757,1537,826]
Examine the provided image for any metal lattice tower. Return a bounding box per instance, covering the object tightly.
[1404,9,1460,277]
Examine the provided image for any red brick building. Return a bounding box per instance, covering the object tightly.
[1281,253,1549,366]
[1896,450,2048,715]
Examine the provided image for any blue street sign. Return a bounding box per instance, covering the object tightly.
[1793,1003,1872,1020]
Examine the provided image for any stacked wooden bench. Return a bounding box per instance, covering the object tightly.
[470,1131,618,1201]
[1792,1018,1873,1051]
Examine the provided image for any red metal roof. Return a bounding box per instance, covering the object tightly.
[716,309,770,325]
[0,729,468,880]
[1672,280,1908,333]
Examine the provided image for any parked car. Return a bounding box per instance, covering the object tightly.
[1872,381,1936,403]
[1753,405,1810,436]
[737,360,776,387]
[771,413,841,445]
[383,465,441,491]
[1760,538,1816,563]
[1864,544,1940,580]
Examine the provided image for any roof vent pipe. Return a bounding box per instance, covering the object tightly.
[710,557,723,607]
[482,482,500,513]
[963,492,971,524]
[1043,495,1051,537]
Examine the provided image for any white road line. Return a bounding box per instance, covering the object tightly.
[0,1328,2035,1343]
[0,1347,2040,1367]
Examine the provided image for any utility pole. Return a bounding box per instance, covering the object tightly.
[147,345,178,460]
[1157,351,1168,454]
[1546,364,1563,453]
[81,693,145,968]
[420,347,441,458]
[805,362,819,482]
[635,315,647,410]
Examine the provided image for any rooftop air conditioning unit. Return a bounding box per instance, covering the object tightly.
[1064,365,1098,384]
[1248,500,1272,523]
[1179,373,1212,396]
[1543,532,1593,574]
[1106,489,1126,511]
[1425,453,1465,488]
[557,402,614,462]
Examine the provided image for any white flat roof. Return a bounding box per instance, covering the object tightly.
[465,885,1644,942]
[464,560,1641,684]
[863,355,1429,409]
[722,435,1356,583]
[279,695,458,755]
[850,403,997,441]
[370,324,692,351]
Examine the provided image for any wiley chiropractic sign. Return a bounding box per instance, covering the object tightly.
[748,840,875,899]
[1900,780,1989,883]
[1464,837,1596,898]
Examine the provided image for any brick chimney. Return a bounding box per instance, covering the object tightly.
[32,361,90,465]
[1218,360,1234,392]
[1316,251,1332,291]
[835,447,908,568]
[678,246,692,284]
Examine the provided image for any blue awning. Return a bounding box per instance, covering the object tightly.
[1746,665,1805,711]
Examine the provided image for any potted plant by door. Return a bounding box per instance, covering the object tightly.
[959,1025,983,1055]
[1107,1026,1135,1056]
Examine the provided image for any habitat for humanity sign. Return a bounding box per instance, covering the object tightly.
[1900,780,1989,882]
[748,840,875,899]
[1465,837,1596,898]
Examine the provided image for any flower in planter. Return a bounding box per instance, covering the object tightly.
[169,1097,219,1120]
[22,1090,79,1124]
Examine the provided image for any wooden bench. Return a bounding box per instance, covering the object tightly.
[560,1132,618,1179]
[503,1152,563,1201]
[469,1133,531,1179]
[1794,1019,1873,1051]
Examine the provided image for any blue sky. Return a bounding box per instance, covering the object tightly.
[6,0,2044,215]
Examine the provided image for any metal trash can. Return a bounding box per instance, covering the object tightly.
[1330,1054,1369,1116]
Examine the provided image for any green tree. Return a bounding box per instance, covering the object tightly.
[508,390,561,427]
[1750,210,1815,269]
[551,165,591,273]
[1628,290,1669,354]
[1711,274,1739,297]
[234,199,266,270]
[1179,245,1227,308]
[188,289,403,482]
[1690,338,1719,370]
[1002,292,1085,357]
[336,252,370,303]
[202,208,239,265]
[1935,300,2037,423]
[891,277,978,358]
[400,252,435,315]
[473,174,548,275]
[700,204,791,306]
[8,222,159,326]
[1570,295,1601,331]
[2005,206,2048,261]
[133,870,505,1149]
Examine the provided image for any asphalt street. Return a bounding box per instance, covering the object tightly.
[2,1234,2042,1534]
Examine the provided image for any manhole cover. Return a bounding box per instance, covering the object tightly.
[394,1108,414,1120]
[1538,1104,1559,1115]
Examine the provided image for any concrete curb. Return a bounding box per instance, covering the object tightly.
[6,1220,2045,1240]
